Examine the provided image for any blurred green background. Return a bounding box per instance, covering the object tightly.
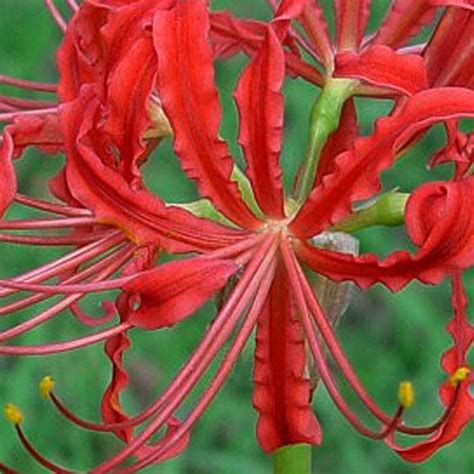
[0,1,473,473]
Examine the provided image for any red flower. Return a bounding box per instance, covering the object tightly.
[1,0,473,471]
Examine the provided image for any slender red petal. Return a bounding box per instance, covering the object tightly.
[0,132,16,217]
[392,275,474,461]
[291,88,474,238]
[335,45,429,95]
[297,177,474,291]
[373,0,438,49]
[253,260,322,452]
[298,0,333,68]
[235,26,285,218]
[316,98,358,186]
[62,88,247,252]
[124,257,239,330]
[153,0,260,230]
[424,8,474,87]
[335,0,371,50]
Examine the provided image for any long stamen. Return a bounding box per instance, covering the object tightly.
[14,194,92,217]
[65,0,78,12]
[0,95,56,110]
[43,0,67,32]
[0,74,56,93]
[283,238,467,437]
[0,244,133,317]
[0,462,18,474]
[92,237,279,472]
[4,404,72,473]
[0,217,97,230]
[0,246,133,342]
[0,232,112,246]
[281,238,408,439]
[0,231,123,298]
[47,237,276,437]
[0,322,131,355]
[126,258,278,471]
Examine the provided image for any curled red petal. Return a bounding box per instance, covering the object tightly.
[0,132,16,217]
[234,26,285,219]
[373,0,438,49]
[297,177,474,291]
[335,0,371,50]
[335,45,429,95]
[291,87,474,239]
[153,0,260,230]
[62,88,246,252]
[125,257,239,330]
[253,263,322,452]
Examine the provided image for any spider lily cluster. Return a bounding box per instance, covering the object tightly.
[0,0,473,471]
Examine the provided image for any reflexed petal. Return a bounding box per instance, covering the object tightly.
[253,263,322,452]
[335,45,429,95]
[153,0,260,230]
[0,132,16,217]
[235,26,285,218]
[62,88,246,252]
[124,257,239,330]
[291,88,474,238]
[297,177,474,291]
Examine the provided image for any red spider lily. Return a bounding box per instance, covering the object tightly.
[1,0,474,472]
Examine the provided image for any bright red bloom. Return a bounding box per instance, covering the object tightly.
[1,0,474,471]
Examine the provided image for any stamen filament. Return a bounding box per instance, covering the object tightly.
[93,237,279,472]
[0,75,56,92]
[126,258,278,471]
[14,194,91,217]
[0,322,131,355]
[0,217,97,230]
[0,107,59,122]
[43,0,67,32]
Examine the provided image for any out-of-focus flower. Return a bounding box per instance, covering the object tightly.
[0,0,473,472]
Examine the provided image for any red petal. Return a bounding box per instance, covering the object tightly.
[424,8,474,87]
[253,262,322,452]
[393,275,474,461]
[373,0,438,49]
[101,300,133,442]
[62,88,247,252]
[153,1,260,230]
[234,26,285,218]
[335,0,371,50]
[125,257,239,330]
[298,0,333,68]
[297,177,474,291]
[0,132,16,217]
[335,45,429,95]
[291,87,474,238]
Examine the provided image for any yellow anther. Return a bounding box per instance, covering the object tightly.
[398,381,415,408]
[4,403,24,425]
[39,376,55,399]
[450,367,471,387]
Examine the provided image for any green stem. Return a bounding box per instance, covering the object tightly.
[273,443,312,474]
[334,191,409,233]
[294,78,356,207]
